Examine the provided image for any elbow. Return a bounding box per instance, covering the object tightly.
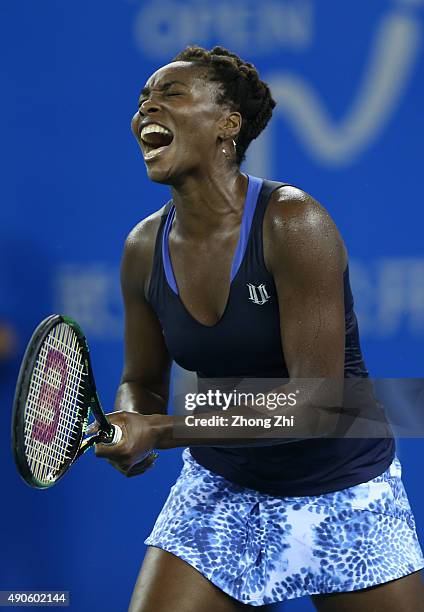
[308,381,344,438]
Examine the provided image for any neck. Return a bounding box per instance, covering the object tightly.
[170,167,248,238]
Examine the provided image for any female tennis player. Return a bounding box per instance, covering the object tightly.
[93,47,424,610]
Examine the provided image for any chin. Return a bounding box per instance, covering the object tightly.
[144,151,196,186]
[146,164,175,185]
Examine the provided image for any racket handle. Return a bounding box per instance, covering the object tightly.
[102,424,123,446]
[76,424,122,459]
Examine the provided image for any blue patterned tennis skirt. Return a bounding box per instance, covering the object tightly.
[144,448,424,606]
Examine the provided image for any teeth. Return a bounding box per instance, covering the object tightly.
[140,123,172,139]
[144,146,168,160]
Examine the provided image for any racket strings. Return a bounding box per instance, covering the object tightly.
[28,367,85,436]
[25,325,82,439]
[24,323,86,485]
[24,326,78,479]
[25,326,84,482]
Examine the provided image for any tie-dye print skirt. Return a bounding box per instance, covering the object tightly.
[144,447,424,606]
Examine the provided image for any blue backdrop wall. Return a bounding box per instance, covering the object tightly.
[1,1,423,610]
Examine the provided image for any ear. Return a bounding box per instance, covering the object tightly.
[218,111,242,141]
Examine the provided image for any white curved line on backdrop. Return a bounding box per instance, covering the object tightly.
[248,10,421,170]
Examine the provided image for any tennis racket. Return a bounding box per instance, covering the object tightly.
[12,314,156,488]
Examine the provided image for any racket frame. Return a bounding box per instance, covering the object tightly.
[12,314,115,488]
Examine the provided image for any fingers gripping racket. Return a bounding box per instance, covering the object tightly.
[12,314,154,488]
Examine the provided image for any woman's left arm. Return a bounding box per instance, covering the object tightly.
[262,186,347,434]
[266,186,347,380]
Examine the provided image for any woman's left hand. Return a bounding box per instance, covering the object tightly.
[88,411,161,477]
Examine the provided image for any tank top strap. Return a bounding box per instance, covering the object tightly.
[247,179,292,272]
[230,175,263,281]
[147,200,173,303]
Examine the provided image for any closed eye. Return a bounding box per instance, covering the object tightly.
[137,92,182,107]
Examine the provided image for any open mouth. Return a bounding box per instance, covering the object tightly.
[140,123,174,160]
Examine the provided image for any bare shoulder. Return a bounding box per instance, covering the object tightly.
[265,185,341,240]
[264,185,348,273]
[124,204,167,256]
[122,204,168,296]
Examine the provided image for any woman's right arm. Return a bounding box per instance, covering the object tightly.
[115,213,172,416]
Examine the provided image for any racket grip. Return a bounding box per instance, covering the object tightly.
[76,424,123,459]
[103,424,123,446]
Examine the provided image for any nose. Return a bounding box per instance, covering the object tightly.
[138,97,161,117]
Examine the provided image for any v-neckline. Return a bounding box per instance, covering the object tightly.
[162,174,264,328]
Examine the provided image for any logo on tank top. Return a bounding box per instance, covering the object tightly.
[247,283,270,305]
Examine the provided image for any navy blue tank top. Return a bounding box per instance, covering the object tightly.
[148,175,395,495]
